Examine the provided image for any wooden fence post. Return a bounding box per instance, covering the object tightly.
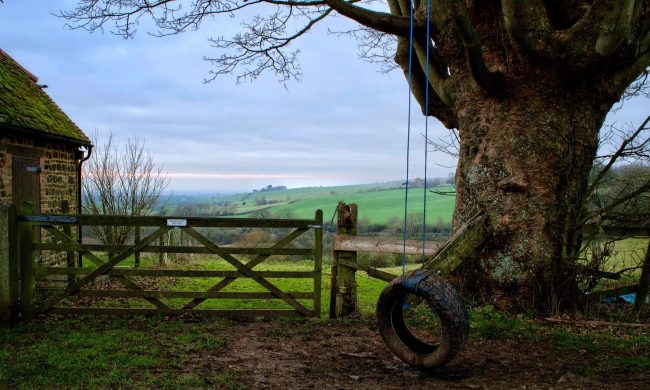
[313,209,323,318]
[632,240,650,317]
[330,202,357,318]
[134,226,141,268]
[169,228,177,262]
[0,204,19,326]
[19,203,36,322]
[158,230,168,266]
[60,202,75,281]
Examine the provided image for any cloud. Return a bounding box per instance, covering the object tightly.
[13,0,632,195]
[0,1,453,195]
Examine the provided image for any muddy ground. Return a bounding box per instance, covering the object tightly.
[193,317,647,389]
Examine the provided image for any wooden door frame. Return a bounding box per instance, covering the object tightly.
[9,146,42,212]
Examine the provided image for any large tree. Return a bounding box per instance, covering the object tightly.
[60,0,650,310]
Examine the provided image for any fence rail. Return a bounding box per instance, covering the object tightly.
[329,202,650,319]
[329,202,446,318]
[333,235,441,256]
[0,203,323,324]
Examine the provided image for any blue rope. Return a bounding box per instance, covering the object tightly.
[402,0,415,275]
[422,0,431,258]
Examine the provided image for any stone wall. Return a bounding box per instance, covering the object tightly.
[1,131,82,266]
[0,132,80,213]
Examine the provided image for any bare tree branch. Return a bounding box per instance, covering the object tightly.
[588,115,650,194]
[323,0,412,36]
[205,6,333,83]
[83,132,169,245]
[329,26,399,73]
[427,127,459,158]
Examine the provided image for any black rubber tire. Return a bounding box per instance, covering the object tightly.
[377,269,469,369]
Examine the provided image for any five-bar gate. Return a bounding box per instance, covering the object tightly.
[8,206,323,321]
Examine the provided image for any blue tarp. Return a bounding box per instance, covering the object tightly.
[601,293,648,304]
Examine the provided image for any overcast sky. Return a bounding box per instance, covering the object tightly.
[1,1,647,194]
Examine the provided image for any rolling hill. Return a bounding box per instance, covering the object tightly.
[162,182,456,225]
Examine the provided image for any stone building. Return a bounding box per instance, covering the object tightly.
[0,49,91,216]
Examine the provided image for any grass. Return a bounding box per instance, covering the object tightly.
[605,238,647,274]
[9,244,647,388]
[2,304,648,389]
[582,237,648,291]
[59,254,419,316]
[0,316,238,389]
[469,305,650,374]
[163,183,456,225]
[263,186,455,224]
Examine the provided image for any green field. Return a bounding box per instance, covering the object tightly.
[164,182,456,225]
[66,254,417,316]
[268,187,455,224]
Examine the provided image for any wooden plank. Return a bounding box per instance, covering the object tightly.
[35,267,315,278]
[60,203,75,280]
[23,214,318,229]
[329,254,338,320]
[0,204,19,326]
[244,228,310,269]
[182,227,313,317]
[424,212,489,276]
[313,210,323,317]
[34,243,312,256]
[333,235,442,255]
[181,227,309,310]
[24,211,324,318]
[338,259,397,283]
[114,275,171,310]
[49,307,304,318]
[39,289,314,299]
[183,277,234,310]
[19,203,36,321]
[332,202,358,318]
[41,226,171,311]
[42,226,105,267]
[158,231,168,265]
[134,226,141,268]
[40,225,171,310]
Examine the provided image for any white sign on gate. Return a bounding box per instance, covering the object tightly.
[166,219,188,227]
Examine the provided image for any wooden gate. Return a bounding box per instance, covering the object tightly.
[15,208,323,319]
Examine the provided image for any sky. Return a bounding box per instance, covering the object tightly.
[0,1,647,194]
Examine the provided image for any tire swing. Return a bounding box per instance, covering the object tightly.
[376,0,469,369]
[376,269,469,369]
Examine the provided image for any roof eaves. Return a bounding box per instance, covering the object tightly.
[1,123,93,147]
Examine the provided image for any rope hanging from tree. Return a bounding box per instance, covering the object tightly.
[401,0,414,274]
[402,0,432,273]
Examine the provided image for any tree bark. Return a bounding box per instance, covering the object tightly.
[632,241,650,317]
[447,80,612,311]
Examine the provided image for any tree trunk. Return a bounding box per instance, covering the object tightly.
[632,241,650,318]
[449,80,611,311]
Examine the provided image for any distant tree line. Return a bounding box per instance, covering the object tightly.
[253,185,287,193]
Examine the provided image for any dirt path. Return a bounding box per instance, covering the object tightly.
[194,318,647,389]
